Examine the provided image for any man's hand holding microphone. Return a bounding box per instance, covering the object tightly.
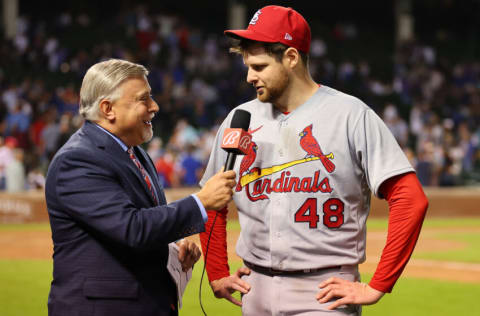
[196,109,252,211]
[196,167,236,210]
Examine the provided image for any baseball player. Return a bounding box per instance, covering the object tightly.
[199,5,428,315]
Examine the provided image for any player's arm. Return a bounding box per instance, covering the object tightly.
[200,207,230,281]
[368,171,428,292]
[317,172,428,309]
[199,207,251,306]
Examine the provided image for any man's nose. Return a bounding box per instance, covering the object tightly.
[246,69,258,85]
[150,99,159,113]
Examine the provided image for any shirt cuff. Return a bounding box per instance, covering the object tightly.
[191,194,208,222]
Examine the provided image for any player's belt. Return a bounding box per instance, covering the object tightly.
[244,260,340,276]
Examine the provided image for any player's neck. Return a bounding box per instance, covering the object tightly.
[274,77,319,112]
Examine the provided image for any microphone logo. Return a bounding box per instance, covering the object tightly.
[239,135,251,151]
[222,130,241,146]
[222,109,252,170]
[221,128,252,155]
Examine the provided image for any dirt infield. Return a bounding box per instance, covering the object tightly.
[1,225,479,284]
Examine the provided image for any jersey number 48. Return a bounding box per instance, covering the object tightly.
[294,198,344,229]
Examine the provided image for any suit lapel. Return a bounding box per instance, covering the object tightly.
[83,121,159,206]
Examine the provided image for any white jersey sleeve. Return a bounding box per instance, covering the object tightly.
[351,108,414,197]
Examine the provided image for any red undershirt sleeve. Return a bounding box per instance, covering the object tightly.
[199,207,230,282]
[368,172,428,293]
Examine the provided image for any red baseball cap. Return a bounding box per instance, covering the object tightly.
[224,5,311,53]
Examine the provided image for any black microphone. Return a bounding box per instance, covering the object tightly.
[221,109,252,171]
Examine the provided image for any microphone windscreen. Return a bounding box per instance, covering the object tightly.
[230,109,251,130]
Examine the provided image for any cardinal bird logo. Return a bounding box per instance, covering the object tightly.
[299,124,336,173]
[236,141,258,191]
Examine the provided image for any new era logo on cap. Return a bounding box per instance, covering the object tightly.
[224,5,311,53]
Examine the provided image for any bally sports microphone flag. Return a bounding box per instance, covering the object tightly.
[221,109,252,171]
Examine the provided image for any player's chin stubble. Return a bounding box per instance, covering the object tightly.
[257,71,289,104]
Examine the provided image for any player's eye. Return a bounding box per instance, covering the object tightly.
[252,65,266,71]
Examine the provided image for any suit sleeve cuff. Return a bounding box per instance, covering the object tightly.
[191,194,208,222]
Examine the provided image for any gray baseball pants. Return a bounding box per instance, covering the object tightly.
[241,265,361,316]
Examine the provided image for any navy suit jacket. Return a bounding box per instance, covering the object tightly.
[45,121,205,316]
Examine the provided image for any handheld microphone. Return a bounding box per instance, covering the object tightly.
[221,109,252,171]
[199,109,251,316]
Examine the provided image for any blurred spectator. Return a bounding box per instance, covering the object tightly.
[27,165,46,190]
[54,86,80,116]
[1,3,480,188]
[2,85,19,112]
[147,137,164,163]
[178,144,203,187]
[457,122,476,173]
[403,147,417,169]
[30,108,48,150]
[438,154,456,186]
[55,113,76,152]
[168,119,199,152]
[383,103,409,148]
[0,137,16,189]
[40,108,60,162]
[416,142,435,186]
[154,148,180,188]
[5,148,25,192]
[5,103,31,148]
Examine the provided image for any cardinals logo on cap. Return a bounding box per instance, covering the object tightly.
[249,10,261,25]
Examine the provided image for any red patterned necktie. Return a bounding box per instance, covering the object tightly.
[127,147,158,205]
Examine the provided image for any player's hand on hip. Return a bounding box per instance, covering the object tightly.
[196,168,236,210]
[316,277,384,309]
[176,239,201,272]
[210,266,251,306]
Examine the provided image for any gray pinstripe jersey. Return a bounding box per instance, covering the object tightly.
[200,85,414,271]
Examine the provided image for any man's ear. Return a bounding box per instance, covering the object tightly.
[99,99,115,121]
[283,47,299,69]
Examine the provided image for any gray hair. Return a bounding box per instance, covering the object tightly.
[79,59,149,121]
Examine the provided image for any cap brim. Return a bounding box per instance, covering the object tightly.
[224,29,277,43]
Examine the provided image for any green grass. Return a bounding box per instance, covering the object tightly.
[362,274,480,316]
[1,258,479,316]
[226,219,241,231]
[367,217,480,230]
[0,223,51,232]
[366,217,480,264]
[421,217,480,228]
[180,261,243,316]
[414,232,480,263]
[0,260,52,316]
[1,218,480,315]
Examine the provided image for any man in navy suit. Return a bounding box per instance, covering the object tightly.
[45,59,236,316]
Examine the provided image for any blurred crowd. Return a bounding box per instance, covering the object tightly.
[0,5,479,192]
